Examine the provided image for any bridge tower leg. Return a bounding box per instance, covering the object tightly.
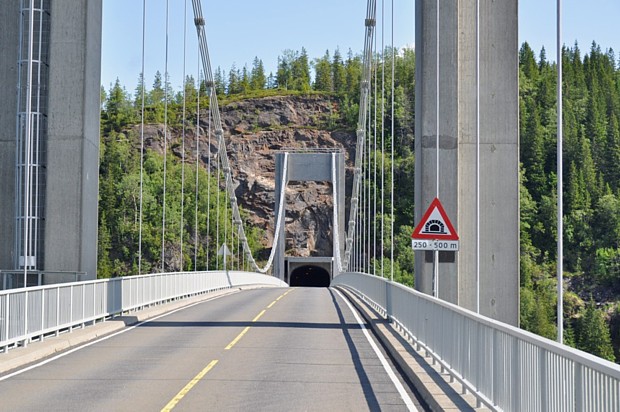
[414,1,519,325]
[0,1,102,280]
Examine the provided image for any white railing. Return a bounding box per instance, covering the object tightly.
[333,272,620,412]
[0,271,286,353]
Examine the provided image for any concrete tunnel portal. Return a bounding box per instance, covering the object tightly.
[289,265,331,287]
[286,257,333,287]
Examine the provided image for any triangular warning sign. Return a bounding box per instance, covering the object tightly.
[412,198,459,240]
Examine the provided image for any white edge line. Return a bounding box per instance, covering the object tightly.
[0,291,238,382]
[334,289,418,411]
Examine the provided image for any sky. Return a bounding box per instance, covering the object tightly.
[101,0,620,94]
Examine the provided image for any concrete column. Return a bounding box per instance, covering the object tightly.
[274,154,288,281]
[44,0,102,279]
[0,2,20,270]
[415,0,519,325]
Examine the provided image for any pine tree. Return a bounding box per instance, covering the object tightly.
[250,57,266,90]
[291,48,311,92]
[313,50,333,92]
[332,48,346,94]
[103,79,133,132]
[577,301,616,361]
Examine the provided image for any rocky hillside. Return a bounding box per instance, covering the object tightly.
[140,94,356,258]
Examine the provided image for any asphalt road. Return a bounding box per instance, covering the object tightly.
[0,287,425,411]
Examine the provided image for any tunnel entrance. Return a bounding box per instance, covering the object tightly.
[289,265,331,287]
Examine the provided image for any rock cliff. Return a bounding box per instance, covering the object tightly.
[145,94,356,258]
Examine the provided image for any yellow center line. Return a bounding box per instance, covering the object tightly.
[225,326,250,350]
[253,309,266,322]
[224,289,293,350]
[161,359,218,412]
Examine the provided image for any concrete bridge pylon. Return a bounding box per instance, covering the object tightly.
[414,0,520,325]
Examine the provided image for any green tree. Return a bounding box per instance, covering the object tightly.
[250,57,266,90]
[291,48,311,92]
[332,48,346,94]
[313,50,333,92]
[102,79,134,133]
[576,301,616,361]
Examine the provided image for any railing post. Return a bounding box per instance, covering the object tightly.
[386,280,392,322]
[574,363,582,411]
[540,348,548,412]
[81,284,85,328]
[511,335,521,412]
[4,293,10,350]
[23,289,28,347]
[70,284,73,328]
[56,286,60,336]
[41,288,45,340]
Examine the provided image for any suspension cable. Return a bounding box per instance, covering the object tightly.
[206,93,212,269]
[381,0,386,278]
[390,0,395,283]
[215,129,220,269]
[161,0,169,272]
[194,62,201,270]
[373,16,378,277]
[138,0,147,275]
[180,0,188,270]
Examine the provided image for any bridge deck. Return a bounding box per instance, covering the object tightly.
[1,288,430,411]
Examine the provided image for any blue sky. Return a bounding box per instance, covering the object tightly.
[101,0,620,94]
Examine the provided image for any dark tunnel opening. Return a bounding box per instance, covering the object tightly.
[289,265,331,287]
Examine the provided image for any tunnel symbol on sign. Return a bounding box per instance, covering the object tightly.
[424,219,445,234]
[411,198,459,241]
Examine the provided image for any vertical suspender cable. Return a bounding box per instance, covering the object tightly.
[434,0,440,298]
[161,0,170,272]
[138,0,147,275]
[215,130,220,269]
[22,0,35,283]
[180,0,188,270]
[206,99,212,269]
[194,65,201,270]
[373,23,378,276]
[366,81,372,272]
[390,0,395,283]
[380,0,385,278]
[557,0,564,344]
[475,0,480,313]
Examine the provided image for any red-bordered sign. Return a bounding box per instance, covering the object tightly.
[411,197,459,241]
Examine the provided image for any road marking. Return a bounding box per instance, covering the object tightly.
[160,359,218,412]
[224,289,291,350]
[0,292,236,382]
[225,326,250,350]
[252,309,266,322]
[334,289,418,412]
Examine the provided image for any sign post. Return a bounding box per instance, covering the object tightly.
[411,198,459,298]
[218,243,232,274]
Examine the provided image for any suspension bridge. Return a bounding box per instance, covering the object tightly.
[1,0,619,410]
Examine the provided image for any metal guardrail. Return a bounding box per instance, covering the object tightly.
[332,272,620,412]
[0,271,286,354]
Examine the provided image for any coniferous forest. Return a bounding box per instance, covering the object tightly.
[99,43,620,362]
